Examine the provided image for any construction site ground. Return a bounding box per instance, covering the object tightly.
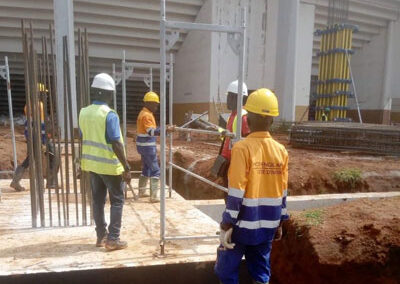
[0,125,400,283]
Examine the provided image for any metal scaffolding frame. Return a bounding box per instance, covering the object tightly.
[120,51,172,145]
[159,0,247,254]
[0,56,18,175]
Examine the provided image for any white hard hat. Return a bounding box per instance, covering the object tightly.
[91,73,115,92]
[226,80,248,96]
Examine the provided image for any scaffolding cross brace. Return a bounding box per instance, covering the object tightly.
[159,0,247,255]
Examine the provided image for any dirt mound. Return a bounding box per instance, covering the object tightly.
[271,197,400,284]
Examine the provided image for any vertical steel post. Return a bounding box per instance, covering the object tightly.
[150,68,153,91]
[4,57,17,172]
[159,0,167,256]
[122,51,127,146]
[112,63,117,110]
[168,53,174,198]
[235,8,246,142]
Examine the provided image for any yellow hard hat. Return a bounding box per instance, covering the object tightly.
[143,91,160,103]
[244,88,279,117]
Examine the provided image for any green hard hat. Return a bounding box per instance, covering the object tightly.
[325,107,331,112]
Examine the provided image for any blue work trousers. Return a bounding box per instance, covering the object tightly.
[90,172,125,241]
[214,241,272,284]
[140,151,160,178]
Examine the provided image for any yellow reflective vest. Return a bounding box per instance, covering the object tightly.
[79,104,125,175]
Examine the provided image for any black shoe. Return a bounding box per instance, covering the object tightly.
[96,233,108,247]
[105,239,128,251]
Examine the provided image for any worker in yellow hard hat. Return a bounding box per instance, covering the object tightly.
[215,88,289,284]
[136,91,161,202]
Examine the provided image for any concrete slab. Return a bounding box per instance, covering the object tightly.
[0,179,220,278]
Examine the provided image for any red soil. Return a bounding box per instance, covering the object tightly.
[271,197,400,284]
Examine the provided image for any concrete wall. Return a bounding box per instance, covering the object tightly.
[173,0,315,123]
[351,31,387,110]
[295,3,315,121]
[350,17,400,123]
[173,0,213,124]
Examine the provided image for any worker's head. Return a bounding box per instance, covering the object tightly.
[244,88,279,132]
[325,107,331,113]
[226,80,248,111]
[143,91,160,113]
[91,73,115,105]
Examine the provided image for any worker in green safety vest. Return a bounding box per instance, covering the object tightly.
[79,73,131,251]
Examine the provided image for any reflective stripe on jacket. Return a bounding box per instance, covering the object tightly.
[222,131,289,245]
[79,104,125,175]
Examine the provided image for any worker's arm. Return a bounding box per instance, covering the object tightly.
[143,115,160,136]
[111,141,130,171]
[220,145,248,230]
[107,112,131,182]
[275,149,289,241]
[281,149,289,222]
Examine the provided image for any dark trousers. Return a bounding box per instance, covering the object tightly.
[90,172,125,241]
[215,241,273,284]
[140,152,160,178]
[21,141,56,170]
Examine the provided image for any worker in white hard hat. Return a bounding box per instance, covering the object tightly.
[216,80,251,187]
[215,89,289,284]
[79,73,131,251]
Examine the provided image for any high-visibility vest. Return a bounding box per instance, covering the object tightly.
[79,104,125,176]
[232,109,248,134]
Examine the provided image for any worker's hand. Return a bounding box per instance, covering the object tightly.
[219,227,235,250]
[220,130,228,137]
[274,226,283,241]
[166,124,176,133]
[122,170,131,184]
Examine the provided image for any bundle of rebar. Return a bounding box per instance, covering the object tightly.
[21,22,92,228]
[76,29,92,226]
[314,0,358,122]
[289,122,400,156]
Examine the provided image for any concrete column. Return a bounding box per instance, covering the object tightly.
[54,0,77,131]
[295,3,315,121]
[264,0,279,89]
[382,20,394,124]
[274,0,300,122]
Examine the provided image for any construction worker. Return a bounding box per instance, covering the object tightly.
[219,80,250,186]
[10,83,58,191]
[214,88,289,284]
[79,73,131,251]
[136,91,161,203]
[321,107,330,121]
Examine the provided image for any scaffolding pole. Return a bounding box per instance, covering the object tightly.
[120,55,171,142]
[159,0,246,255]
[0,57,18,172]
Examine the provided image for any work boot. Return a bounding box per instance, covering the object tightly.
[96,233,108,247]
[46,172,57,189]
[105,239,128,251]
[150,177,160,203]
[10,166,26,192]
[138,175,149,197]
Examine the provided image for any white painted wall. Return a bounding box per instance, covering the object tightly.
[173,0,213,104]
[295,3,315,107]
[351,30,387,110]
